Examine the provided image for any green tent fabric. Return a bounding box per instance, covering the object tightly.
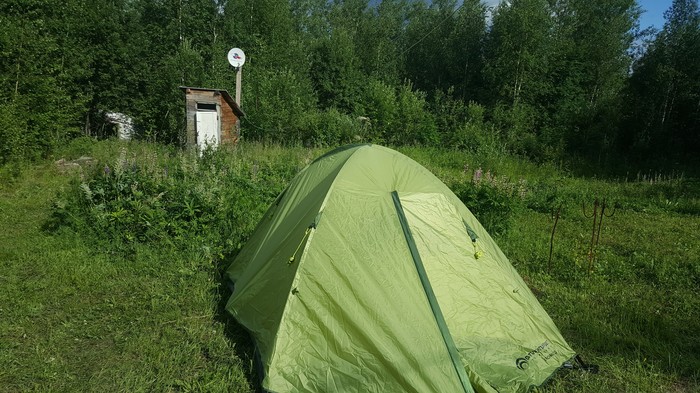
[225,144,576,393]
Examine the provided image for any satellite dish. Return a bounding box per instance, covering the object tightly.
[227,48,246,68]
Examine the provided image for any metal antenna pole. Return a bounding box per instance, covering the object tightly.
[227,48,246,107]
[235,66,242,107]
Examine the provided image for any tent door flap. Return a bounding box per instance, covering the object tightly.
[391,191,475,393]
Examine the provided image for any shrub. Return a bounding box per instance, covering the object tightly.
[48,146,294,258]
[431,88,470,143]
[448,102,503,153]
[243,67,318,144]
[449,169,525,237]
[393,82,439,146]
[356,79,398,143]
[492,103,539,158]
[356,80,438,146]
[298,108,360,147]
[0,101,30,164]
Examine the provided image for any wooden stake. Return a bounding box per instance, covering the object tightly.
[583,199,599,274]
[548,204,562,273]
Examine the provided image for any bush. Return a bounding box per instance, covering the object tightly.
[449,170,524,236]
[356,80,438,146]
[431,88,470,143]
[448,102,503,153]
[0,101,30,164]
[48,146,294,257]
[492,103,539,158]
[393,83,438,146]
[243,67,318,144]
[298,108,360,147]
[356,79,398,143]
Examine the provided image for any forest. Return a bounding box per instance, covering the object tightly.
[1,0,699,168]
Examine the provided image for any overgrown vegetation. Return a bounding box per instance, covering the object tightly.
[47,143,299,259]
[1,140,698,392]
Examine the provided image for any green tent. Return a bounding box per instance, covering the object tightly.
[225,144,575,393]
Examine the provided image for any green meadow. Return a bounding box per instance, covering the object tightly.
[1,139,698,392]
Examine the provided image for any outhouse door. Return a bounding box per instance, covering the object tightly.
[196,103,219,150]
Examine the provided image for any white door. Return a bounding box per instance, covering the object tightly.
[196,110,219,150]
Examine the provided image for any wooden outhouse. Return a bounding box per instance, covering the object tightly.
[180,87,245,149]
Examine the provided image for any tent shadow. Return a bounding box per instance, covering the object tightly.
[213,255,264,393]
[563,293,700,381]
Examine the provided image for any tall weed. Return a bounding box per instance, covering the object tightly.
[449,167,526,237]
[48,145,302,258]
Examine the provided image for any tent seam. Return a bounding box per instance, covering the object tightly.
[391,191,476,393]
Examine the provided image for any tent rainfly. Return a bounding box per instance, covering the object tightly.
[225,144,576,393]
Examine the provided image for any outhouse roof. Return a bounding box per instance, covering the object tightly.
[179,86,245,118]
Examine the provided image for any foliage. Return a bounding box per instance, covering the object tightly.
[1,0,698,172]
[48,143,300,258]
[0,0,90,161]
[622,0,700,160]
[356,79,438,146]
[449,168,526,237]
[547,0,640,156]
[309,27,364,112]
[298,108,360,146]
[0,101,29,164]
[391,82,439,146]
[242,67,318,143]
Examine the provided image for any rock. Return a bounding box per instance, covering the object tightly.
[55,156,97,174]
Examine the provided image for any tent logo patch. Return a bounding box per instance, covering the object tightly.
[516,341,552,370]
[515,357,529,370]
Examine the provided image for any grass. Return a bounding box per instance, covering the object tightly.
[0,167,249,392]
[1,139,698,392]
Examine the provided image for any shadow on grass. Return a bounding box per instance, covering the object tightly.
[213,257,264,393]
[565,287,700,382]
